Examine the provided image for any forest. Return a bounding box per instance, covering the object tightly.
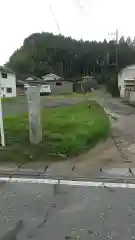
[6,32,135,83]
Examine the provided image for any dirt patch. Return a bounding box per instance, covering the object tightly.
[1,111,135,176]
[71,138,122,176]
[71,114,135,175]
[0,137,132,177]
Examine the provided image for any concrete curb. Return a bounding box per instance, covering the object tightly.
[93,98,120,122]
[0,176,135,188]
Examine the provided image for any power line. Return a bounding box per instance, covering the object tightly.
[73,0,79,10]
[49,4,61,34]
[108,29,119,72]
[73,0,85,13]
[76,0,85,11]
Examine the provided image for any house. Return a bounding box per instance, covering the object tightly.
[73,76,98,93]
[81,76,98,90]
[20,76,51,96]
[42,74,73,94]
[118,65,135,102]
[42,73,63,83]
[0,66,16,98]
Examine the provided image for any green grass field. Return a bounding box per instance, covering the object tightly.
[0,101,110,163]
[45,92,95,99]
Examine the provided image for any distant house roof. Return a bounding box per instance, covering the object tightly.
[124,64,135,70]
[77,75,98,88]
[22,76,46,85]
[25,76,41,81]
[0,66,14,74]
[77,76,96,83]
[81,76,95,80]
[17,76,41,85]
[119,65,135,76]
[42,73,63,82]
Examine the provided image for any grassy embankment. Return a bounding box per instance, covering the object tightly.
[0,101,110,163]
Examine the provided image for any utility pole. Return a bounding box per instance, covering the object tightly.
[104,52,109,83]
[84,67,86,76]
[108,28,119,71]
[60,61,63,76]
[0,86,5,147]
[115,29,119,73]
[30,38,36,76]
[49,4,61,35]
[108,28,120,96]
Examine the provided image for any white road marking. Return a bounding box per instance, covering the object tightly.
[0,177,135,189]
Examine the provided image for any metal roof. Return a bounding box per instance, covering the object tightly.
[81,76,95,79]
[119,65,135,75]
[42,73,63,81]
[124,64,135,70]
[0,66,14,74]
[25,76,41,81]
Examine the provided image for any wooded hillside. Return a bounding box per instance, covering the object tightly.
[6,33,135,81]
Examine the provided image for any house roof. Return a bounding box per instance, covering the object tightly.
[124,64,135,70]
[25,76,41,81]
[78,76,97,83]
[42,73,63,81]
[119,65,135,76]
[23,76,45,85]
[0,66,14,74]
[20,76,53,85]
[81,76,95,79]
[77,76,98,87]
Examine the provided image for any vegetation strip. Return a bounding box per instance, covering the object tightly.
[0,101,110,162]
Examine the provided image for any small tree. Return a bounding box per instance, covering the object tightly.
[106,75,120,97]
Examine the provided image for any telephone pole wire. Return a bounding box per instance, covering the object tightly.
[108,28,119,72]
[49,4,61,34]
[73,0,85,13]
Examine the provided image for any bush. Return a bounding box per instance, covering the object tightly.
[106,76,120,97]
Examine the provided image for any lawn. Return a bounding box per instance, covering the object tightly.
[0,101,110,163]
[45,92,95,99]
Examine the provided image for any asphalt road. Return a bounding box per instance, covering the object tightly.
[2,95,135,239]
[2,97,83,116]
[1,181,135,239]
[3,93,135,117]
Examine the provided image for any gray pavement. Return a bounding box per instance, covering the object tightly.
[3,91,135,117]
[94,95,135,116]
[2,94,135,239]
[2,97,83,116]
[1,182,135,239]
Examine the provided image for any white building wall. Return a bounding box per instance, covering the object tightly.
[0,72,16,98]
[118,65,135,98]
[130,91,135,102]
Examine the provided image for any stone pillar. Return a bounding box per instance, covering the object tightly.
[27,86,42,144]
[127,89,130,102]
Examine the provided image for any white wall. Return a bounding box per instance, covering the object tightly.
[118,66,135,98]
[0,72,16,98]
[130,91,135,102]
[50,82,73,94]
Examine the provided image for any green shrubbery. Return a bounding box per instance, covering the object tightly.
[106,75,120,97]
[1,101,110,162]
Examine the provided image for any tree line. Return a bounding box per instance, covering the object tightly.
[6,33,135,82]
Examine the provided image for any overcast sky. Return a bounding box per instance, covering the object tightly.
[0,0,135,65]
